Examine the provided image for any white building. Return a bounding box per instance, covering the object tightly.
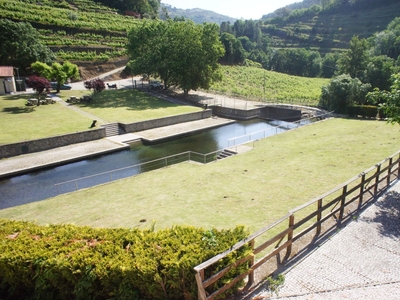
[0,66,16,95]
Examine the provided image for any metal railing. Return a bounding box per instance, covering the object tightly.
[54,150,223,194]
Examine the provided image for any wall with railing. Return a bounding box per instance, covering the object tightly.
[54,150,223,194]
[193,150,400,300]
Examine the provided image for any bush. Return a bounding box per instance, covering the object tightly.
[319,74,371,113]
[347,105,378,118]
[0,219,249,300]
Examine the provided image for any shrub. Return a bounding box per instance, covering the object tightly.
[347,105,378,118]
[0,219,249,300]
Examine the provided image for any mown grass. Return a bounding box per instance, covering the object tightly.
[0,89,200,144]
[0,93,93,144]
[1,118,399,234]
[209,66,329,106]
[59,89,201,123]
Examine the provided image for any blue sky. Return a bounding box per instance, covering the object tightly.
[162,0,299,20]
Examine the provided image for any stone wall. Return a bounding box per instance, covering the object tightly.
[260,106,301,121]
[0,111,211,159]
[212,106,301,121]
[0,128,105,159]
[121,110,212,132]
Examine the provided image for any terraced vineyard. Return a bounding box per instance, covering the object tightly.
[263,1,400,52]
[0,0,140,61]
[209,65,329,106]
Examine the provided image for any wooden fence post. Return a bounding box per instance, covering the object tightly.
[339,185,347,221]
[316,199,322,235]
[285,215,295,260]
[359,173,366,209]
[246,240,255,288]
[387,157,393,187]
[398,153,400,177]
[195,270,206,300]
[374,164,381,196]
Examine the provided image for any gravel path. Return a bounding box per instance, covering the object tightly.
[252,181,400,299]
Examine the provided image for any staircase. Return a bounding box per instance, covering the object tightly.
[216,149,237,160]
[102,123,126,137]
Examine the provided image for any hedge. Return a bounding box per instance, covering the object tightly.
[0,219,250,300]
[347,105,378,119]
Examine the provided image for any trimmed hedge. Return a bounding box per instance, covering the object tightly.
[347,105,378,119]
[0,219,250,300]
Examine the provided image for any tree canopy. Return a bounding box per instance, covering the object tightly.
[31,61,80,93]
[26,75,51,104]
[127,20,224,95]
[0,19,55,71]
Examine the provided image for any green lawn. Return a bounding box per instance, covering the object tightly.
[59,89,201,123]
[0,89,201,144]
[1,118,398,233]
[0,93,93,144]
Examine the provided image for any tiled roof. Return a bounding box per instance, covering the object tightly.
[0,66,14,77]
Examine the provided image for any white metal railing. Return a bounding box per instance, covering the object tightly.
[54,150,223,195]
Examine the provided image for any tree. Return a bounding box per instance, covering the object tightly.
[364,55,395,91]
[84,79,105,93]
[337,36,369,79]
[51,62,80,93]
[220,33,246,65]
[0,19,55,71]
[26,76,51,105]
[367,73,400,124]
[31,61,80,93]
[127,20,224,96]
[320,74,371,113]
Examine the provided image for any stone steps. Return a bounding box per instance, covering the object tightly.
[216,149,237,160]
[101,123,126,137]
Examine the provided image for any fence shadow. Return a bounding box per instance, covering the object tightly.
[373,190,400,238]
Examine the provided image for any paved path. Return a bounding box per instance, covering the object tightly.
[250,181,400,299]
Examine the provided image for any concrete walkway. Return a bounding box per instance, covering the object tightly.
[249,181,400,300]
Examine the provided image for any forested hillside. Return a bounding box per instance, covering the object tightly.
[261,0,400,51]
[159,4,237,25]
[1,0,400,81]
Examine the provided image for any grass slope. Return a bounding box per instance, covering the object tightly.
[1,118,398,233]
[209,66,329,106]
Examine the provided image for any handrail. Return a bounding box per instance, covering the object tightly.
[54,150,218,191]
[194,149,400,300]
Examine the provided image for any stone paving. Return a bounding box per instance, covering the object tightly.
[251,181,400,299]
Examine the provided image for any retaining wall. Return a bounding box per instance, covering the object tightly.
[0,128,106,159]
[121,110,212,132]
[0,111,212,159]
[212,106,301,121]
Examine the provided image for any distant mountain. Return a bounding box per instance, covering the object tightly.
[160,4,237,24]
[262,0,321,19]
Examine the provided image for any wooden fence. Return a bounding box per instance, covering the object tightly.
[194,150,400,300]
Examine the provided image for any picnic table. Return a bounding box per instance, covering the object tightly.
[27,98,38,106]
[67,96,79,103]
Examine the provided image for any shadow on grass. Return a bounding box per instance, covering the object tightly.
[3,106,35,114]
[1,93,38,100]
[75,89,179,111]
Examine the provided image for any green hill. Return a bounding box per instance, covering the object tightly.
[160,4,237,25]
[262,0,400,52]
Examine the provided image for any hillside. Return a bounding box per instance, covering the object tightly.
[160,4,237,24]
[262,0,400,52]
[0,0,140,76]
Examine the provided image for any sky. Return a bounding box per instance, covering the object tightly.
[162,0,300,20]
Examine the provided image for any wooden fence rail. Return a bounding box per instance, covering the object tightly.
[194,150,400,300]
